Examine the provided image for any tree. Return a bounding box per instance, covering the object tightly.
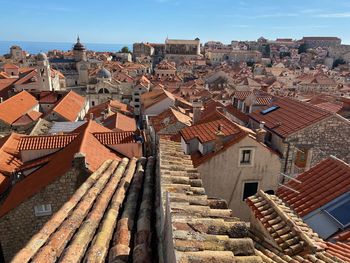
[120,46,130,53]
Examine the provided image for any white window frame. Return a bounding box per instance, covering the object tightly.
[34,204,52,217]
[238,147,255,167]
[242,180,259,201]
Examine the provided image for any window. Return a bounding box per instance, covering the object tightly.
[294,149,308,168]
[261,105,280,115]
[240,149,252,165]
[91,101,95,106]
[34,204,52,217]
[242,182,259,201]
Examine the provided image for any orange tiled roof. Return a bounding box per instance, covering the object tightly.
[277,157,350,217]
[247,190,344,262]
[12,157,155,262]
[225,104,249,123]
[249,97,332,138]
[180,116,242,143]
[141,88,174,110]
[0,78,17,98]
[12,111,42,127]
[94,131,138,144]
[103,112,137,132]
[315,102,343,113]
[2,63,19,70]
[326,242,350,262]
[0,133,23,194]
[0,91,38,125]
[52,91,85,121]
[150,107,192,134]
[0,121,123,217]
[18,134,78,150]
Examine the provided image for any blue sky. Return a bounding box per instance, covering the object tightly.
[1,0,350,44]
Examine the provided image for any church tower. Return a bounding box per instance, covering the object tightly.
[73,36,87,62]
[36,52,53,91]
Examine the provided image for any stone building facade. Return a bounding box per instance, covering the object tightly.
[285,114,350,175]
[302,37,341,49]
[0,155,88,262]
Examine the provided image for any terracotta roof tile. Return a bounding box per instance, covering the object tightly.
[277,156,350,217]
[94,131,139,144]
[150,107,192,134]
[141,88,175,109]
[157,137,261,262]
[13,156,156,262]
[0,121,123,217]
[52,90,86,121]
[18,134,78,150]
[0,91,38,125]
[180,116,242,143]
[225,104,249,123]
[103,112,137,132]
[247,191,345,262]
[249,97,332,138]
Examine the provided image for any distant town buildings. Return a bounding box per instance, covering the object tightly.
[0,33,350,262]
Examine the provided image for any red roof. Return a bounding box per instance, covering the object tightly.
[52,91,85,121]
[326,242,350,262]
[94,131,138,144]
[180,116,242,143]
[39,91,60,104]
[12,111,42,126]
[249,97,332,138]
[233,91,252,100]
[141,89,174,110]
[0,91,38,125]
[150,107,192,134]
[315,102,343,113]
[0,78,16,99]
[225,105,249,123]
[18,134,78,150]
[103,113,137,132]
[0,121,123,217]
[2,63,19,70]
[277,157,350,217]
[0,133,23,194]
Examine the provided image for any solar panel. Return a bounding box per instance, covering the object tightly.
[260,105,280,115]
[325,199,350,227]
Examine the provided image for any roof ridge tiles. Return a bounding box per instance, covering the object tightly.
[157,138,259,262]
[11,159,115,262]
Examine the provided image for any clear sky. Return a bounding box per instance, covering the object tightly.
[1,0,350,44]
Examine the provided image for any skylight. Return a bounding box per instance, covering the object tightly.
[261,105,280,115]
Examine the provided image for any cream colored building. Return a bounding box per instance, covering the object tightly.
[180,117,281,221]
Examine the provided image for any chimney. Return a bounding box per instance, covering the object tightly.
[213,124,225,152]
[192,99,202,124]
[89,113,94,120]
[255,121,267,143]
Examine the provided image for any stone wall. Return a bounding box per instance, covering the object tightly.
[286,115,350,174]
[0,156,88,262]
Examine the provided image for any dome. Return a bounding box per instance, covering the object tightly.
[73,36,86,51]
[37,52,48,61]
[96,67,111,79]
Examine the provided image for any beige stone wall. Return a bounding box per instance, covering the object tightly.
[0,167,83,262]
[197,136,281,221]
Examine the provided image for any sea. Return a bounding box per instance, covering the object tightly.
[0,41,132,55]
